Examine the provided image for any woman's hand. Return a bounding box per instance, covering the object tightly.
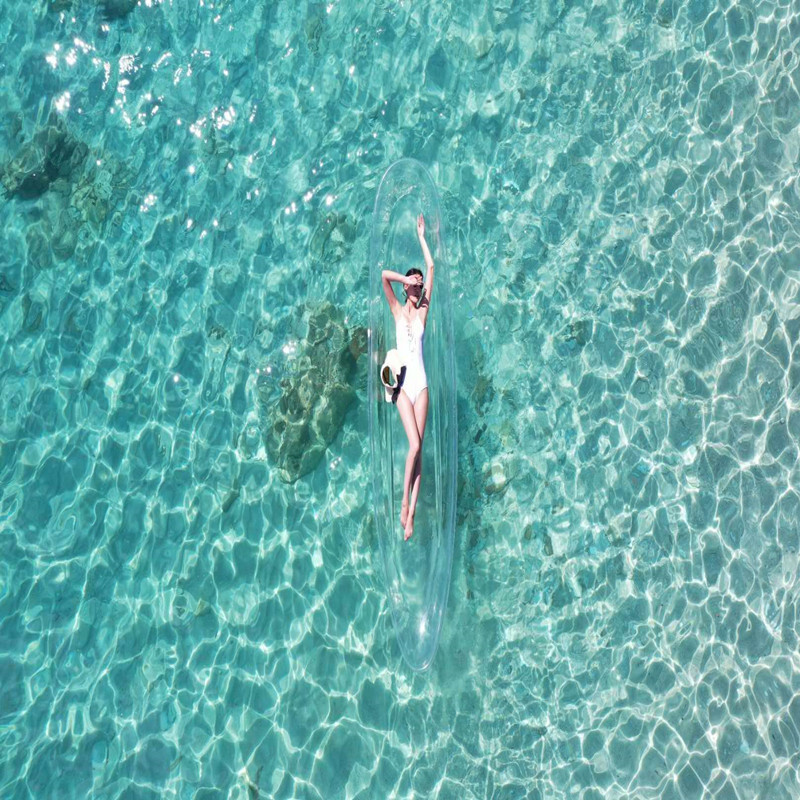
[417,213,425,239]
[403,273,423,287]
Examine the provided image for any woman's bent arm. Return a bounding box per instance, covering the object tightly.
[382,270,403,312]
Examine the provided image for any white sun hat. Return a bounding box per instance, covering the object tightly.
[380,349,406,404]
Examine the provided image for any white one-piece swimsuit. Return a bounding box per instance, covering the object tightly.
[395,312,428,405]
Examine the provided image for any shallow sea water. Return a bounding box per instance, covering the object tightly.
[2,0,800,797]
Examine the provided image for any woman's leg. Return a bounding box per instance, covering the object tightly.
[395,391,421,529]
[405,388,429,540]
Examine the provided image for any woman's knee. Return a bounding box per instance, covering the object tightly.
[408,438,421,459]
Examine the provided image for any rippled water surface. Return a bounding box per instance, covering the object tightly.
[2,0,800,797]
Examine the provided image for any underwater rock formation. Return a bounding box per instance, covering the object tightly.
[2,112,114,222]
[101,0,138,20]
[47,0,137,18]
[305,3,325,55]
[5,112,126,269]
[260,301,366,483]
[71,165,115,227]
[309,211,356,264]
[1,116,88,201]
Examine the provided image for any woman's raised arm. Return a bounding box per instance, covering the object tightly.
[417,214,434,304]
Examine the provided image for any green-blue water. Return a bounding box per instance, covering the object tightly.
[2,0,800,797]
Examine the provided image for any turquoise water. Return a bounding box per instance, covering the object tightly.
[2,0,800,796]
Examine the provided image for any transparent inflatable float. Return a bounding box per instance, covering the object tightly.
[367,159,458,672]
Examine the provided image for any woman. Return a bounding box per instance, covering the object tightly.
[381,214,434,541]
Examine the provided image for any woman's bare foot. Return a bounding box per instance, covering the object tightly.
[404,508,415,541]
[400,498,409,527]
